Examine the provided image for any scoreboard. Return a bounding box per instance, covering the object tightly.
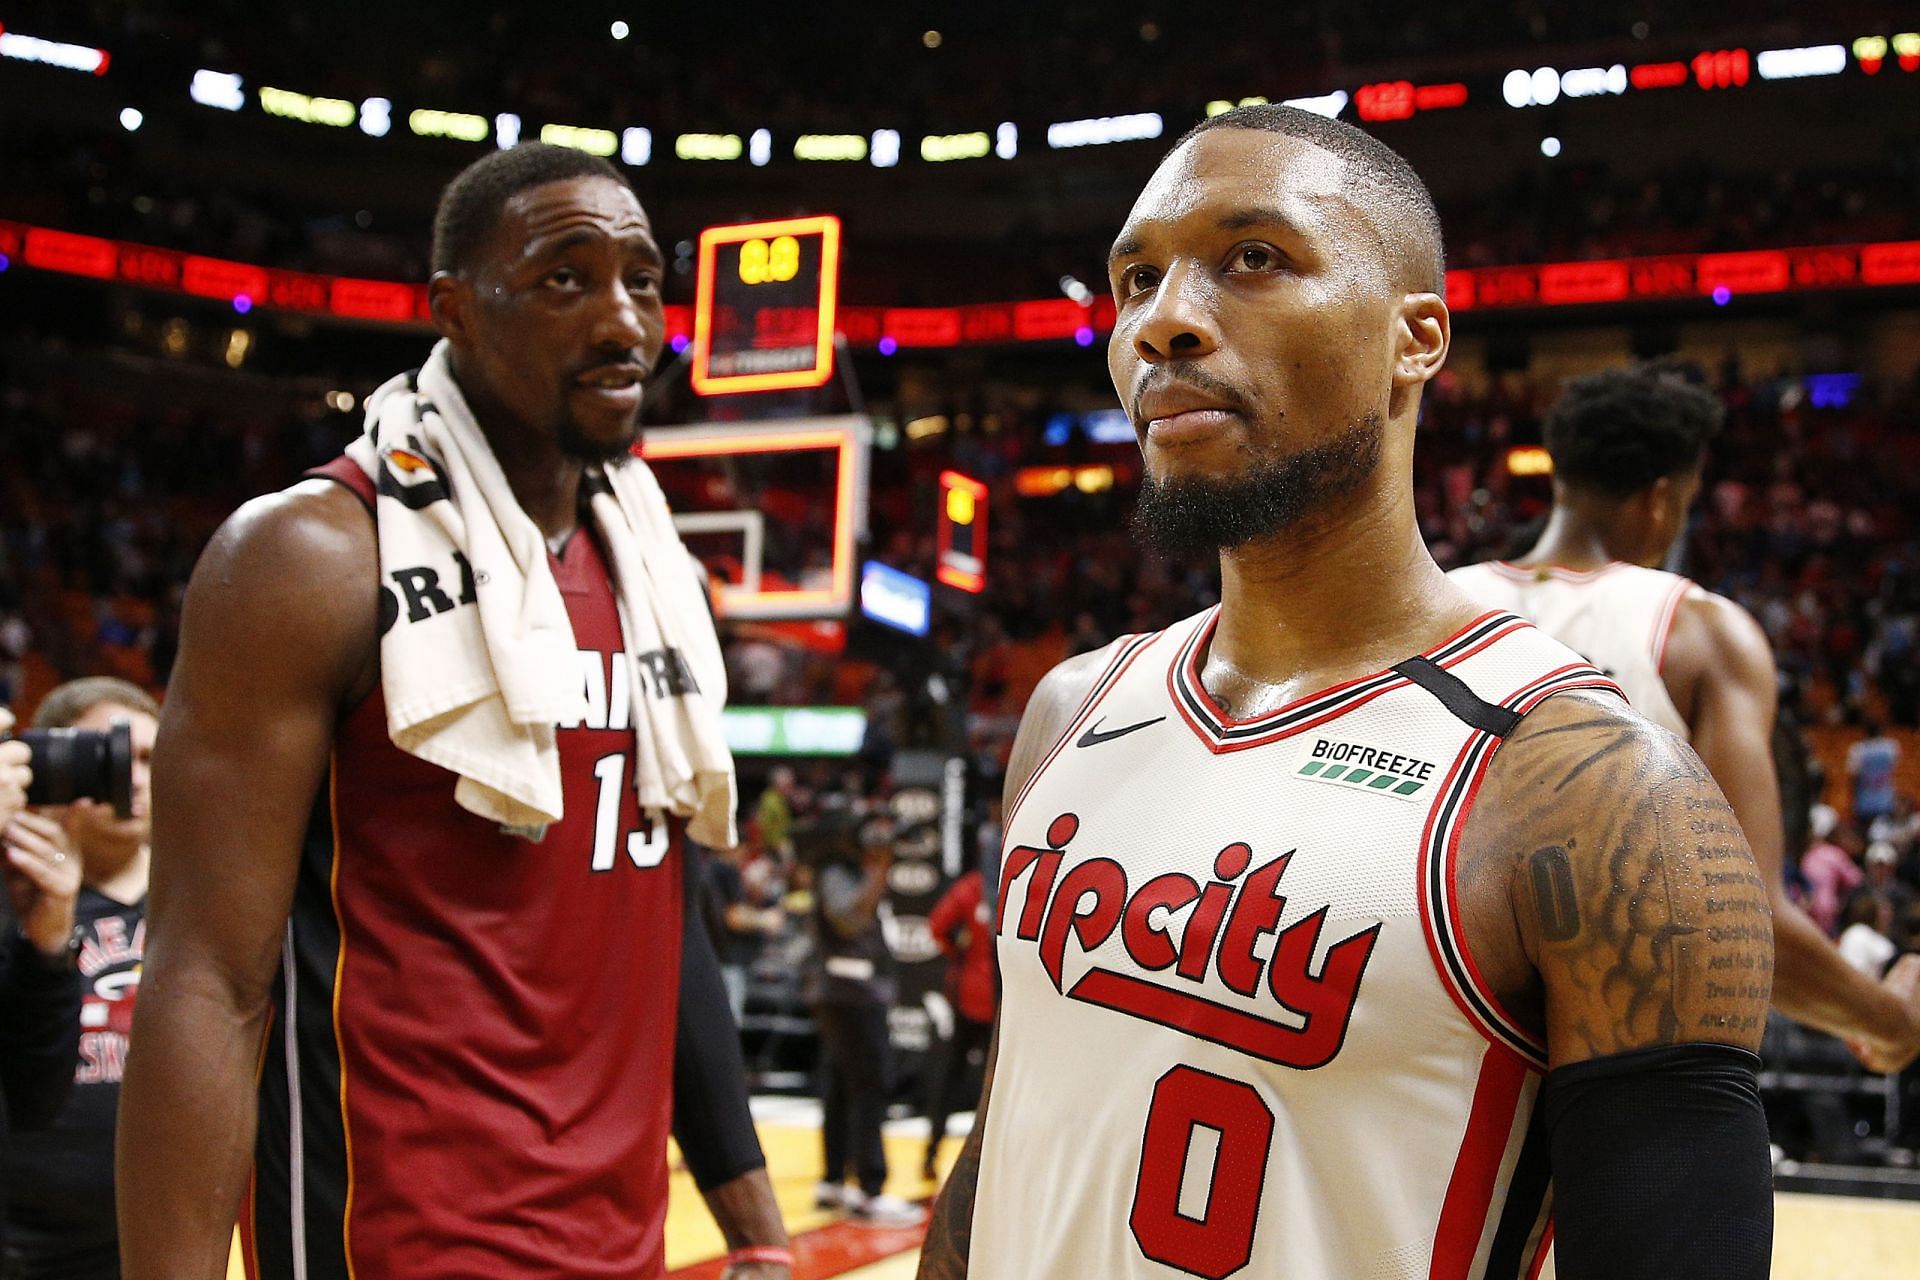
[691,214,842,395]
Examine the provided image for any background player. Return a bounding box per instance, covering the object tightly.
[921,105,1774,1279]
[117,145,790,1279]
[1450,368,1920,1072]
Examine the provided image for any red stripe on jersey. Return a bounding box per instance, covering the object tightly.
[1652,576,1693,673]
[1429,1045,1529,1280]
[1007,631,1160,829]
[1526,1221,1555,1280]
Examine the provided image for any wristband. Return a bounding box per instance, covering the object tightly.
[728,1246,794,1268]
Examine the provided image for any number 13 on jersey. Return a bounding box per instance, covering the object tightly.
[589,752,670,872]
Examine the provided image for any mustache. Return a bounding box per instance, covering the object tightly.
[1129,367,1250,422]
[571,351,651,380]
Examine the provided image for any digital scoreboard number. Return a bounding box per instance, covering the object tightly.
[691,214,842,396]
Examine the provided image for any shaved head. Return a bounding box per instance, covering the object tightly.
[1172,105,1445,294]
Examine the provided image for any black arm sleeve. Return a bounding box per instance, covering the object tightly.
[0,930,82,1132]
[1543,1042,1772,1280]
[671,843,767,1192]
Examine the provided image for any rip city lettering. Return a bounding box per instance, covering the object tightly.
[998,812,1381,1069]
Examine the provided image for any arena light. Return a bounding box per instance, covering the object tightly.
[1898,33,1920,72]
[494,112,520,148]
[1692,48,1750,89]
[1355,81,1416,121]
[119,107,142,132]
[921,131,990,162]
[541,123,618,156]
[359,97,391,137]
[995,121,1018,159]
[0,29,110,75]
[1206,95,1270,117]
[621,127,652,165]
[749,128,772,166]
[1506,446,1552,477]
[1854,36,1889,73]
[1630,61,1691,89]
[1558,65,1628,97]
[261,86,356,128]
[190,69,245,111]
[870,129,901,167]
[1046,112,1163,149]
[1281,90,1347,118]
[794,133,866,161]
[1756,45,1848,79]
[409,108,489,142]
[676,132,743,161]
[1502,66,1561,107]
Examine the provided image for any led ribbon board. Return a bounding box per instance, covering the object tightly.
[638,416,870,620]
[691,214,841,395]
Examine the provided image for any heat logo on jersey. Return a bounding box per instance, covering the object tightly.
[997,811,1381,1069]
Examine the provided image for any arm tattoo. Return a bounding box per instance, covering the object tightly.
[1474,700,1774,1061]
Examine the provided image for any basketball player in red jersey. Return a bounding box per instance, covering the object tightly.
[921,106,1773,1279]
[1452,368,1920,1073]
[118,146,790,1279]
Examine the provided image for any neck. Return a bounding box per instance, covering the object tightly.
[450,352,585,542]
[1204,462,1475,704]
[83,838,149,905]
[1517,501,1631,570]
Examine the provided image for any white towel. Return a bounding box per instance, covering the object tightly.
[347,340,737,848]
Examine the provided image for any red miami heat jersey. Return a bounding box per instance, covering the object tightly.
[245,457,684,1279]
[973,608,1620,1280]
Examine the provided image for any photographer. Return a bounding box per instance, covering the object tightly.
[804,806,921,1227]
[0,706,84,1263]
[6,680,156,1279]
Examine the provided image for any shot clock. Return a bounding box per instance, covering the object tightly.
[690,214,842,395]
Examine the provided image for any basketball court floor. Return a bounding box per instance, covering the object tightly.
[223,1103,1920,1277]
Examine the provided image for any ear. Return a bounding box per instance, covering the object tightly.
[1391,292,1450,387]
[427,271,471,344]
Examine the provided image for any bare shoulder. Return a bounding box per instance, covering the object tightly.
[1663,587,1775,707]
[177,478,378,705]
[1001,640,1131,807]
[1458,690,1773,1065]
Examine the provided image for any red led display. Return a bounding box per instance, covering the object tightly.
[1692,49,1750,89]
[1630,62,1691,89]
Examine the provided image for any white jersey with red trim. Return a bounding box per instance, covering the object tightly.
[970,607,1621,1280]
[1446,561,1694,740]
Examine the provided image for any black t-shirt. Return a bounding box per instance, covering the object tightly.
[5,887,144,1278]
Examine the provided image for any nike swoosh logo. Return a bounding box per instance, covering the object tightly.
[1076,716,1166,748]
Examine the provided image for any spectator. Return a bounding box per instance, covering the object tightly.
[5,679,156,1279]
[756,768,798,862]
[703,839,784,1023]
[1801,810,1865,936]
[0,707,84,1266]
[804,809,920,1227]
[1838,892,1898,978]
[1849,720,1902,828]
[920,862,997,1182]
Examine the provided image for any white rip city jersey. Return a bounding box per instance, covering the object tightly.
[972,608,1622,1280]
[1447,561,1696,740]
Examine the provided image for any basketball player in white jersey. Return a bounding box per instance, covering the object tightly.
[919,105,1772,1280]
[1450,367,1920,1072]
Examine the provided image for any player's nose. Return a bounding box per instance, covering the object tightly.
[1132,261,1218,364]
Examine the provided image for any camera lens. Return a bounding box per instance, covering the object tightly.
[16,722,134,818]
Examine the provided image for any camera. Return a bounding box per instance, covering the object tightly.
[2,722,134,818]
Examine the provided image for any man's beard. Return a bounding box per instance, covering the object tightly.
[1130,413,1383,558]
[556,415,640,465]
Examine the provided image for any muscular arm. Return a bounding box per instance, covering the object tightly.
[918,644,1112,1280]
[1669,592,1920,1069]
[119,484,376,1280]
[1461,694,1773,1278]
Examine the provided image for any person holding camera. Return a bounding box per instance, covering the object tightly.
[807,807,923,1227]
[0,706,84,1265]
[5,679,157,1280]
